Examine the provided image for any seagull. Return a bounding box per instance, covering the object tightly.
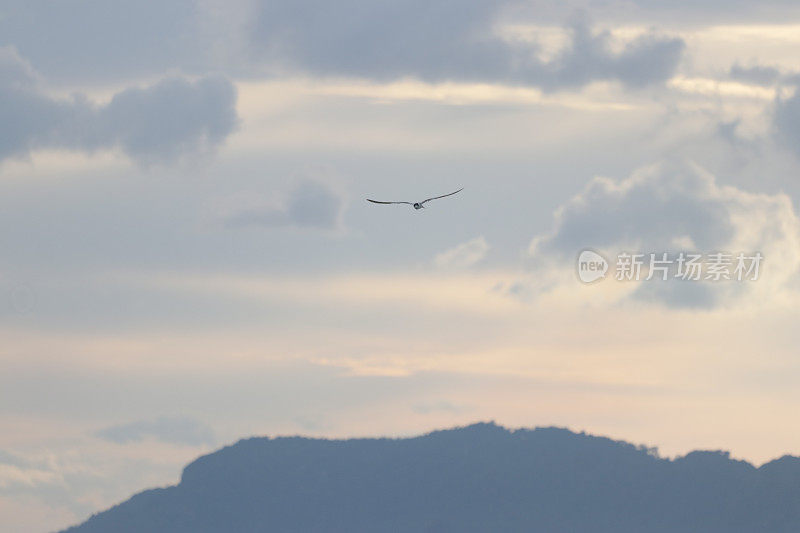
[367,188,463,210]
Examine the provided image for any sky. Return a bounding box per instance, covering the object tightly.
[3,1,800,531]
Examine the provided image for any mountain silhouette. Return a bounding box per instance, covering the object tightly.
[61,422,800,532]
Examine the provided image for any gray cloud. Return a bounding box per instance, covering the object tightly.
[0,47,238,164]
[95,416,215,447]
[531,162,735,259]
[0,449,28,468]
[0,1,686,88]
[1,2,685,91]
[615,0,800,25]
[531,16,685,90]
[527,161,800,308]
[17,0,800,92]
[250,4,684,91]
[0,0,202,83]
[774,90,800,160]
[8,1,800,87]
[100,76,239,164]
[224,181,345,230]
[729,63,782,87]
[717,119,744,146]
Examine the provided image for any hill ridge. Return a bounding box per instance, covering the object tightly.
[61,422,800,533]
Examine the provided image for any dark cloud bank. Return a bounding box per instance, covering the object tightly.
[251,3,685,90]
[0,2,688,167]
[63,422,800,532]
[0,47,238,164]
[2,1,684,91]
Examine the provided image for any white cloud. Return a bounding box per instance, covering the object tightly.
[435,237,490,269]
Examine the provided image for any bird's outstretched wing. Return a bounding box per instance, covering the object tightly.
[420,188,463,205]
[367,199,413,205]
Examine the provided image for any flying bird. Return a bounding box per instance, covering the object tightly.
[367,188,463,210]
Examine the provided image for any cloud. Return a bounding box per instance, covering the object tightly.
[0,47,38,88]
[8,1,800,87]
[223,180,345,230]
[435,237,490,269]
[2,2,685,91]
[0,449,88,516]
[531,163,735,257]
[0,450,29,470]
[95,416,215,447]
[0,47,238,164]
[729,63,783,87]
[529,16,686,91]
[2,1,686,89]
[99,76,239,164]
[774,88,800,160]
[728,63,800,90]
[0,0,203,82]
[527,161,800,308]
[250,3,684,91]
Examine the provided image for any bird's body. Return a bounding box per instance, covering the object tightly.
[367,188,463,210]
